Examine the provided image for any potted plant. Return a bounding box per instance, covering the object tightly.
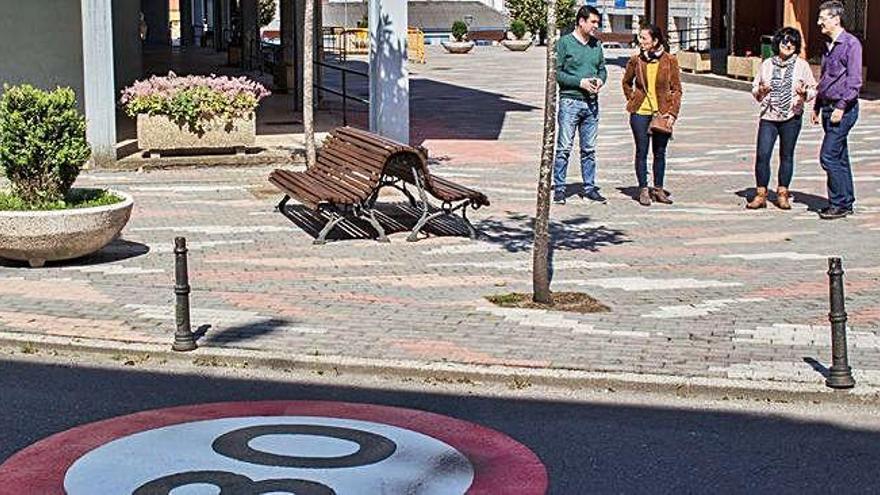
[502,19,532,51]
[120,72,270,157]
[441,20,474,54]
[677,49,711,73]
[0,85,133,267]
[727,51,762,80]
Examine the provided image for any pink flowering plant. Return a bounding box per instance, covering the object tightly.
[120,72,270,133]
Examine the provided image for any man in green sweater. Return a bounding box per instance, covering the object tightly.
[554,5,607,205]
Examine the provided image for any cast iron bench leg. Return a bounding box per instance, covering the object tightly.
[461,206,477,240]
[365,209,390,243]
[407,167,434,242]
[315,209,346,245]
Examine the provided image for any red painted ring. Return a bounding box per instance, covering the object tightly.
[0,401,548,494]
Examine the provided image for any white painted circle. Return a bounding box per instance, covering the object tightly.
[63,416,475,494]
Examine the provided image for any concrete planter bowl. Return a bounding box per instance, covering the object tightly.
[441,41,475,54]
[0,190,133,267]
[137,114,256,157]
[501,39,532,52]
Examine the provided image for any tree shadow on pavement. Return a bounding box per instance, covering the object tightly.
[474,212,629,253]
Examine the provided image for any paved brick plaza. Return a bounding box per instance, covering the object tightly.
[2,46,879,386]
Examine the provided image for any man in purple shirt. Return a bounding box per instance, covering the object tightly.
[811,0,863,219]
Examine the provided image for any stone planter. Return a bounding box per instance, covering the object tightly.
[501,39,532,52]
[137,113,256,157]
[441,41,474,54]
[0,190,133,267]
[677,51,711,73]
[727,56,762,80]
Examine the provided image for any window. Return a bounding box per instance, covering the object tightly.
[842,0,867,41]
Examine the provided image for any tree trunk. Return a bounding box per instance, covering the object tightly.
[532,0,558,304]
[303,0,317,167]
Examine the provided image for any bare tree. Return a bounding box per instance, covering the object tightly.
[303,0,316,167]
[532,0,558,304]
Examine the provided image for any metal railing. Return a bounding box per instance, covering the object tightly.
[313,60,369,127]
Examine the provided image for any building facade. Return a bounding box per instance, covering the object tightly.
[709,0,878,82]
[588,0,712,49]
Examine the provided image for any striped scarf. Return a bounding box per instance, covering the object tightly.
[768,56,796,118]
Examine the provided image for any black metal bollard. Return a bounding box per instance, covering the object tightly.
[826,257,855,389]
[172,237,197,352]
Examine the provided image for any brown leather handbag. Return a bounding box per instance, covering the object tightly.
[638,61,674,135]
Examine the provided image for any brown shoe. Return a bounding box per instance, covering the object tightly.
[776,187,792,210]
[638,187,652,206]
[651,187,673,204]
[746,187,768,209]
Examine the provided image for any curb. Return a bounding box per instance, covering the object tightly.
[107,150,305,171]
[2,331,879,405]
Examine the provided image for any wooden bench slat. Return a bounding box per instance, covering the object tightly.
[274,170,353,206]
[302,169,365,202]
[319,146,385,179]
[340,126,409,151]
[332,128,404,156]
[430,176,490,205]
[323,140,389,172]
[295,172,360,204]
[314,158,380,194]
[312,159,376,194]
[270,172,322,208]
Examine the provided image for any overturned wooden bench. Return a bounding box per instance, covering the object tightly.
[269,126,489,244]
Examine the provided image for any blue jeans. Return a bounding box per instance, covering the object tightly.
[554,97,599,194]
[629,113,670,188]
[755,116,802,188]
[820,101,859,209]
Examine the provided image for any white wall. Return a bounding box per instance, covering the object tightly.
[0,0,86,106]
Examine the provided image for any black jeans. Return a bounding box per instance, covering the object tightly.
[754,115,802,189]
[629,113,670,189]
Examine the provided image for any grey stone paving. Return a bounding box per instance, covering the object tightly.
[1,46,879,387]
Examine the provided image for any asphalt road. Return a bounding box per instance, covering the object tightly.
[1,351,879,494]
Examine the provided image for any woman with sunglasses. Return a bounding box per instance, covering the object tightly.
[746,27,817,210]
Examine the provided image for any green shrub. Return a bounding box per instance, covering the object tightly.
[506,0,576,37]
[0,85,90,206]
[0,188,122,211]
[510,19,527,40]
[451,20,468,42]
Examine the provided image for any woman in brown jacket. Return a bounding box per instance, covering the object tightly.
[621,25,683,206]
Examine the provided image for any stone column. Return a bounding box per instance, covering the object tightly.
[280,0,297,94]
[368,0,409,143]
[294,0,305,110]
[181,0,195,46]
[241,0,259,69]
[81,0,117,167]
[193,0,205,45]
[646,0,668,33]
